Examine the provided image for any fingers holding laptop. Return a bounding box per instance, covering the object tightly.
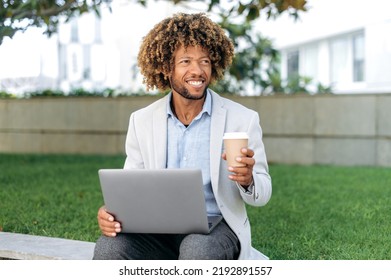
[97,206,122,237]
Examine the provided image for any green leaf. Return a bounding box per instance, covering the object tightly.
[238,3,246,15]
[0,26,19,43]
[208,0,220,11]
[246,4,260,21]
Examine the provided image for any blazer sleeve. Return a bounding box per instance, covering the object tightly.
[123,113,145,169]
[239,111,272,207]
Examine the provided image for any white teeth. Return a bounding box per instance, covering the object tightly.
[188,81,202,86]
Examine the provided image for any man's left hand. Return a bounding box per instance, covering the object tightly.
[222,148,255,187]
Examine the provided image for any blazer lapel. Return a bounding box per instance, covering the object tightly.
[210,91,226,192]
[152,96,169,169]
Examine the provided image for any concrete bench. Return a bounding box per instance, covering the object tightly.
[0,232,95,260]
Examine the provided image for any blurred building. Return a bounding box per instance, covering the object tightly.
[259,0,391,94]
[1,0,390,95]
[54,1,183,93]
[0,1,179,94]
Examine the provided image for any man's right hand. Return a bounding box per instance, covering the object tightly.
[97,206,122,237]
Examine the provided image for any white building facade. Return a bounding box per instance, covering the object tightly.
[55,1,181,93]
[258,0,391,94]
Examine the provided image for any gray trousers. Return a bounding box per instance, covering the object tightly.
[93,220,240,260]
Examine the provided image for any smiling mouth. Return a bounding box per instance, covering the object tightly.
[187,80,204,87]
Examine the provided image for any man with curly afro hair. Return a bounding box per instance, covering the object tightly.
[94,12,272,260]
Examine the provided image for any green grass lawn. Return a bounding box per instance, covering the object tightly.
[1,153,391,259]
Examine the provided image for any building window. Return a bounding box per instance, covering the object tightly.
[330,31,365,84]
[353,33,365,82]
[301,44,318,81]
[287,50,299,80]
[330,37,349,84]
[83,45,91,79]
[67,45,83,82]
[58,44,67,80]
[70,20,79,43]
[95,17,102,43]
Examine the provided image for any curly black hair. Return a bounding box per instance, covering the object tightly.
[137,13,234,91]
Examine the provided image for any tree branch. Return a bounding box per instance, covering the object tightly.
[10,0,79,20]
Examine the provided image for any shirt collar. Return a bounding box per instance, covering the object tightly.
[167,89,212,118]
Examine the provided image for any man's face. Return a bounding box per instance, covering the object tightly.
[170,45,212,100]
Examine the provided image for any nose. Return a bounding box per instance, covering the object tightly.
[189,61,203,75]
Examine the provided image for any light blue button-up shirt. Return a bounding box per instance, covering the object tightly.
[166,91,221,216]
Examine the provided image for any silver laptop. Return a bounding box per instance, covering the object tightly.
[98,169,222,234]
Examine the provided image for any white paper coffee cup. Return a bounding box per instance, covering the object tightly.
[223,132,249,167]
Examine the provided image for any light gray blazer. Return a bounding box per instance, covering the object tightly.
[123,90,272,259]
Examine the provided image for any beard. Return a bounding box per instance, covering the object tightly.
[170,77,208,100]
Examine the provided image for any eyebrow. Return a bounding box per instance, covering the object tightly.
[177,55,210,60]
